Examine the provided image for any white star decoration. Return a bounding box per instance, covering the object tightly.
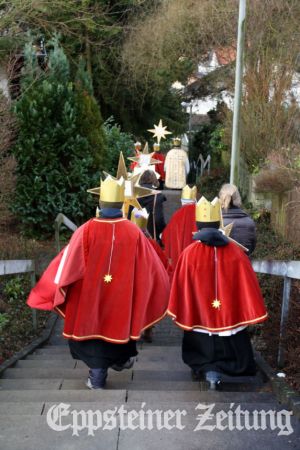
[148,119,172,144]
[104,274,113,283]
[212,299,221,309]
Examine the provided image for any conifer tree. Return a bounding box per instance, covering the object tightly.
[12,39,105,235]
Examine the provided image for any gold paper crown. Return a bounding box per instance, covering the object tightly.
[173,137,181,147]
[196,196,221,222]
[100,176,125,203]
[131,207,149,229]
[181,185,197,200]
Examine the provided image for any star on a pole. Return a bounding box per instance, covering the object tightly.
[219,222,234,237]
[87,152,159,212]
[148,119,172,144]
[128,142,162,167]
[219,214,249,252]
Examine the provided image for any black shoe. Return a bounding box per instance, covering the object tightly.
[191,369,205,381]
[111,357,134,372]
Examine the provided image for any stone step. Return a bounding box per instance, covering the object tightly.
[60,379,201,391]
[126,390,278,404]
[0,379,63,390]
[25,350,180,361]
[0,411,299,450]
[39,344,180,351]
[2,368,133,381]
[0,376,268,393]
[117,419,300,450]
[0,389,278,404]
[133,369,196,382]
[0,389,127,403]
[33,347,72,355]
[0,402,44,415]
[0,400,285,417]
[15,360,77,369]
[0,401,124,415]
[0,377,133,391]
[26,354,74,360]
[0,416,118,450]
[74,359,187,371]
[27,345,181,362]
[2,367,267,391]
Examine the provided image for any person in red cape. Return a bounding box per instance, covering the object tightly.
[129,141,142,171]
[162,185,198,269]
[151,142,165,190]
[167,196,267,390]
[28,175,170,389]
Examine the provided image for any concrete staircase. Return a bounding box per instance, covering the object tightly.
[1,317,300,449]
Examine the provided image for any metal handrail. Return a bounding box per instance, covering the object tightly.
[0,259,37,330]
[54,213,77,252]
[252,259,300,368]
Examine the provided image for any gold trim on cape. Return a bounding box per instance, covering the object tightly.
[61,310,168,343]
[166,310,268,332]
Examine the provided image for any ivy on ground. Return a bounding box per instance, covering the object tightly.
[0,276,49,365]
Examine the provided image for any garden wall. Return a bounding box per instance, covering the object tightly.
[239,158,300,244]
[271,188,300,243]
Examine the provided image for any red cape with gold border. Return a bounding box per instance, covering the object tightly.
[28,218,170,343]
[151,152,166,181]
[162,203,197,268]
[167,240,267,332]
[148,238,173,280]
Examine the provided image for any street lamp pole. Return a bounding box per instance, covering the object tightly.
[230,0,247,185]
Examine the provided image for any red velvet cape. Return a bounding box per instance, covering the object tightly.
[148,238,173,280]
[168,241,267,332]
[162,204,197,268]
[151,152,165,181]
[28,218,170,343]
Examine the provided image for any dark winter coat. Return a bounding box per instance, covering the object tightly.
[222,206,256,255]
[128,184,167,240]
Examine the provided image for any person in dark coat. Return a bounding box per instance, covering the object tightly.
[129,170,167,242]
[219,184,256,255]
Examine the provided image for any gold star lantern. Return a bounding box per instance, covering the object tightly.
[88,152,159,215]
[148,119,172,144]
[128,142,162,168]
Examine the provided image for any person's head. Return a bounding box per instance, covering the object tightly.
[99,176,125,210]
[139,170,159,188]
[219,184,242,211]
[131,207,149,231]
[172,137,181,148]
[134,141,142,154]
[195,196,221,230]
[153,143,160,152]
[181,185,197,206]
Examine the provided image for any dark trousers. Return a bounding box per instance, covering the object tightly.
[69,339,138,369]
[182,328,256,376]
